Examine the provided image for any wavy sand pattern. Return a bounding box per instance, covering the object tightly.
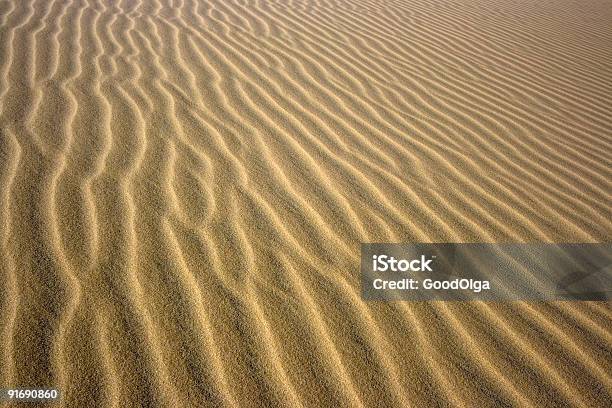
[0,0,611,406]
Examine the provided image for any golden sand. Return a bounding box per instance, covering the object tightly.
[0,0,610,406]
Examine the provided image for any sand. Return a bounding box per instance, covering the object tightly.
[0,0,610,406]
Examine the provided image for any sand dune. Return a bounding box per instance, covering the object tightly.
[0,0,611,406]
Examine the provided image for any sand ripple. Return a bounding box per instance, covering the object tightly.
[0,0,611,406]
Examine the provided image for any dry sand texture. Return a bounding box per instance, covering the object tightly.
[1,0,611,406]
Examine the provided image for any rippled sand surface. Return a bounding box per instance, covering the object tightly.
[0,0,611,406]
